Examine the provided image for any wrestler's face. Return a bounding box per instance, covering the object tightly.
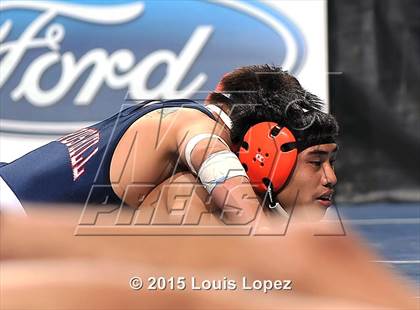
[276,143,338,220]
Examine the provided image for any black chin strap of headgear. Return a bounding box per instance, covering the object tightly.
[265,182,280,209]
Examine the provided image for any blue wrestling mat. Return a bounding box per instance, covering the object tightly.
[337,203,420,291]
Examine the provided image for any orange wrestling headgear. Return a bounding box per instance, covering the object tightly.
[238,122,297,194]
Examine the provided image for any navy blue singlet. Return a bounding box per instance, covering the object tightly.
[0,100,215,205]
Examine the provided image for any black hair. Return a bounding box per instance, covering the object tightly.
[207,65,339,150]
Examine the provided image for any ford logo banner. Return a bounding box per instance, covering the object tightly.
[0,0,310,136]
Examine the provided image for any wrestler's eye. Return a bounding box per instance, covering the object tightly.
[309,161,322,167]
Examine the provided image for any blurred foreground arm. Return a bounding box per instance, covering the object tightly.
[1,210,418,309]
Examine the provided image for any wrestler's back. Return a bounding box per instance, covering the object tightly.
[0,100,223,206]
[110,107,230,208]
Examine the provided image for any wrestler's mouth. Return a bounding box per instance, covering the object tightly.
[315,191,333,207]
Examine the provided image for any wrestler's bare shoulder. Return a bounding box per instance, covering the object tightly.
[109,106,227,206]
[116,106,227,155]
[125,107,220,141]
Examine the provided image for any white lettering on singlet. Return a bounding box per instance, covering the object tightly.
[57,128,99,181]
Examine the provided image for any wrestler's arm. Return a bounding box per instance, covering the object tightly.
[175,111,262,224]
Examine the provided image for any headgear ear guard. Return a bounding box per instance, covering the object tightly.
[238,122,298,201]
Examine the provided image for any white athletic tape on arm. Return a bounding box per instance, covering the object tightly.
[184,133,230,175]
[197,150,248,194]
